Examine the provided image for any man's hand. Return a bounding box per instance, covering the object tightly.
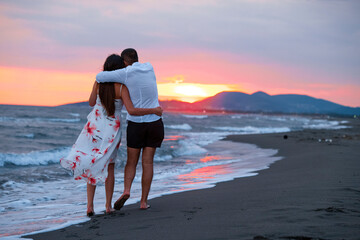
[154,107,163,116]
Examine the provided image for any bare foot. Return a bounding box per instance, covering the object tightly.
[114,193,130,210]
[105,207,115,214]
[87,207,94,217]
[140,202,151,210]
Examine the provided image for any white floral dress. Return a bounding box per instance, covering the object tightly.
[60,95,123,185]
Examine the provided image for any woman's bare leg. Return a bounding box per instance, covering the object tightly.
[87,183,96,215]
[105,163,115,213]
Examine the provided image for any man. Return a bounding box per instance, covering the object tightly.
[96,48,164,210]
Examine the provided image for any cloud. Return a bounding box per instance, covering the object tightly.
[0,0,359,106]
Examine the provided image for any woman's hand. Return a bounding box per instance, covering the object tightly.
[154,107,163,116]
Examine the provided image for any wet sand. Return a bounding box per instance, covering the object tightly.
[23,119,360,240]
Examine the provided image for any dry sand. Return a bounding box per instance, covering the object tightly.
[23,119,360,240]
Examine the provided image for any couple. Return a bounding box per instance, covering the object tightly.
[60,48,164,216]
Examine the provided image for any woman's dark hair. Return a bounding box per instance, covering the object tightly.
[99,54,125,116]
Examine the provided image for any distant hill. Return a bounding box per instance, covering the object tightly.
[161,91,360,116]
[60,91,360,116]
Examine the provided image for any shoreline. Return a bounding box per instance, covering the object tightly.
[23,119,360,240]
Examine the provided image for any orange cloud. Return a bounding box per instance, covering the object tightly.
[1,48,359,108]
[143,49,359,107]
[0,66,94,106]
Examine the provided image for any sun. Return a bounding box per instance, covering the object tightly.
[157,82,242,103]
[174,85,207,97]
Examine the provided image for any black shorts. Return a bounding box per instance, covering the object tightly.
[126,119,164,149]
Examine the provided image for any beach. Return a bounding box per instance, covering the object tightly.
[23,118,360,240]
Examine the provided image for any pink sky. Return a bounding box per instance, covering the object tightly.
[0,0,359,107]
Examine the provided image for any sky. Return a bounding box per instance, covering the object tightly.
[0,0,359,107]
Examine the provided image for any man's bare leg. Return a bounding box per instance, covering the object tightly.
[124,147,141,195]
[140,147,156,209]
[86,183,96,216]
[114,147,141,210]
[105,163,115,213]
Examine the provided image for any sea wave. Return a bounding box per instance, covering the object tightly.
[45,118,81,123]
[173,140,207,157]
[212,126,291,134]
[181,114,208,119]
[15,133,49,139]
[0,147,70,167]
[166,124,192,130]
[0,116,80,123]
[304,120,349,129]
[15,133,35,139]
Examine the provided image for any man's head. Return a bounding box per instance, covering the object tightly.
[121,48,138,66]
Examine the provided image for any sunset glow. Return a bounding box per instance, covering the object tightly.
[175,85,207,97]
[0,1,359,107]
[158,82,241,103]
[0,66,93,106]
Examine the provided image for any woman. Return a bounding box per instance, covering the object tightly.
[60,54,162,216]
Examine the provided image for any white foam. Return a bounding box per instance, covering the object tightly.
[2,181,24,189]
[182,114,208,119]
[0,116,80,123]
[7,199,33,208]
[304,120,348,129]
[154,154,173,162]
[173,140,207,157]
[166,123,192,130]
[212,126,291,134]
[43,118,81,123]
[0,147,70,167]
[0,236,27,240]
[15,133,35,139]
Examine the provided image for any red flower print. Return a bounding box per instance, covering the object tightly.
[81,169,90,178]
[116,141,121,149]
[104,148,109,154]
[84,122,96,137]
[109,138,114,143]
[75,156,81,162]
[92,137,98,143]
[75,176,82,180]
[95,109,101,119]
[92,148,100,153]
[91,157,96,164]
[76,150,87,156]
[114,118,120,131]
[89,178,96,185]
[71,162,76,170]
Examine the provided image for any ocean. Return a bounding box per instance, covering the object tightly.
[0,104,349,238]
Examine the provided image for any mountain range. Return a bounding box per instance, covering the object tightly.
[63,91,360,116]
